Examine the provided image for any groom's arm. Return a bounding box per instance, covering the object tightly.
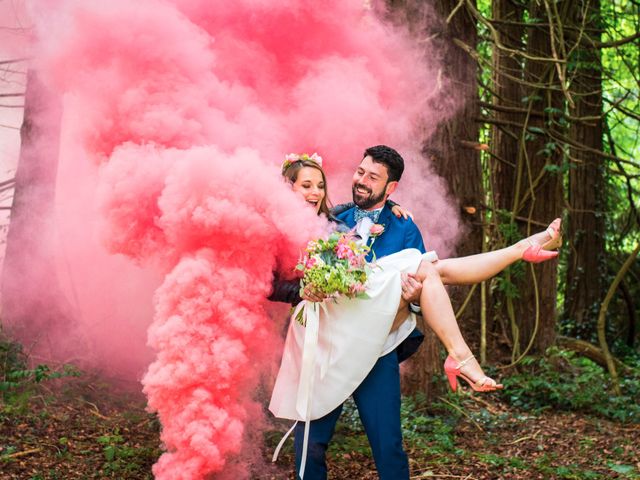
[403,221,426,312]
[404,220,426,253]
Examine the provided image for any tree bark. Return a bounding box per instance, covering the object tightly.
[514,2,565,354]
[490,0,524,211]
[564,0,607,340]
[386,0,483,398]
[489,0,525,356]
[1,70,75,360]
[490,0,564,357]
[426,0,484,347]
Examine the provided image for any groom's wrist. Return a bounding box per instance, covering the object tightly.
[409,303,421,315]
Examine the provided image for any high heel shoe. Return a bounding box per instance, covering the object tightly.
[522,218,562,263]
[444,355,503,392]
[541,218,562,251]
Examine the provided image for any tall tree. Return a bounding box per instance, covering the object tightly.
[489,0,565,358]
[1,70,75,359]
[490,0,525,213]
[386,0,483,398]
[564,0,607,338]
[488,0,525,356]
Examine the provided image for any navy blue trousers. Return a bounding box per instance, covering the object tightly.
[293,350,409,480]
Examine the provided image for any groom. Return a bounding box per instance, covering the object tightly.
[294,145,426,480]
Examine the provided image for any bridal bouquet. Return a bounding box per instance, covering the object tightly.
[296,231,371,301]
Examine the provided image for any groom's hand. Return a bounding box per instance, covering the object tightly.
[401,273,422,303]
[302,285,326,303]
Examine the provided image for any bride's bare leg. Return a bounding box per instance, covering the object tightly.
[414,261,500,388]
[435,219,560,285]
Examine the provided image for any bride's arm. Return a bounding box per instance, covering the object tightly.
[268,273,302,305]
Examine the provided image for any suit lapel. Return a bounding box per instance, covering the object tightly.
[376,206,393,233]
[344,207,357,229]
[368,206,393,256]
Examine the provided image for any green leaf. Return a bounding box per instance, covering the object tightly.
[521,95,542,104]
[543,107,564,115]
[609,463,635,474]
[104,445,117,462]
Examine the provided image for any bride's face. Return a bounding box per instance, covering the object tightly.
[292,167,326,213]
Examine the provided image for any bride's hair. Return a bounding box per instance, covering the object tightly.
[282,159,333,218]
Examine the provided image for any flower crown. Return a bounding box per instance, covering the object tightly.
[281,152,323,175]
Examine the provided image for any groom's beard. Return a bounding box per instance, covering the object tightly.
[352,183,386,210]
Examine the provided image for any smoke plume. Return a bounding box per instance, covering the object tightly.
[2,0,464,476]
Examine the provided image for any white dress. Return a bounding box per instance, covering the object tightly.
[269,248,427,422]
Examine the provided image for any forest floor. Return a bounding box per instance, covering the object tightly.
[1,375,639,480]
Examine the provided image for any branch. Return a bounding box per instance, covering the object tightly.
[604,116,640,229]
[0,58,29,65]
[485,115,637,167]
[479,100,603,124]
[1,448,42,459]
[556,336,631,372]
[596,31,640,48]
[459,0,567,64]
[605,99,640,122]
[598,244,640,395]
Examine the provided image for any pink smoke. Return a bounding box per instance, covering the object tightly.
[15,0,462,477]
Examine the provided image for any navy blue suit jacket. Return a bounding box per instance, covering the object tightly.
[334,204,426,362]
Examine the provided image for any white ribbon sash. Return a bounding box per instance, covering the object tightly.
[272,300,328,479]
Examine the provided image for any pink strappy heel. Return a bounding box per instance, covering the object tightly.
[444,355,503,392]
[522,218,562,263]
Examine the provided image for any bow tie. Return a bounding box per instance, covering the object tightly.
[354,207,381,224]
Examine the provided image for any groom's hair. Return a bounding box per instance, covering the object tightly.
[363,145,404,183]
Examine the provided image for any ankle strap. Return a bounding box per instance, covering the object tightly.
[458,354,475,367]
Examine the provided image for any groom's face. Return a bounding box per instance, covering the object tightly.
[352,155,397,210]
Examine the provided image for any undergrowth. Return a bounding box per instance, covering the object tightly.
[0,333,81,413]
[498,347,640,422]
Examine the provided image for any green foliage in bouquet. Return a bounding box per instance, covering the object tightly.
[294,231,373,325]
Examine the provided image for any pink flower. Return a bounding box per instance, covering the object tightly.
[370,224,385,237]
[335,243,349,259]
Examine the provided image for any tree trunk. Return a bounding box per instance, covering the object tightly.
[490,1,565,357]
[515,3,565,354]
[490,0,524,212]
[564,0,606,340]
[489,0,525,355]
[1,70,75,360]
[426,0,484,341]
[387,0,483,399]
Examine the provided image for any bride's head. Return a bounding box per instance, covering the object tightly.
[282,153,332,217]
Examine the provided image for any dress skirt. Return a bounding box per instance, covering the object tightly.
[269,248,425,421]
